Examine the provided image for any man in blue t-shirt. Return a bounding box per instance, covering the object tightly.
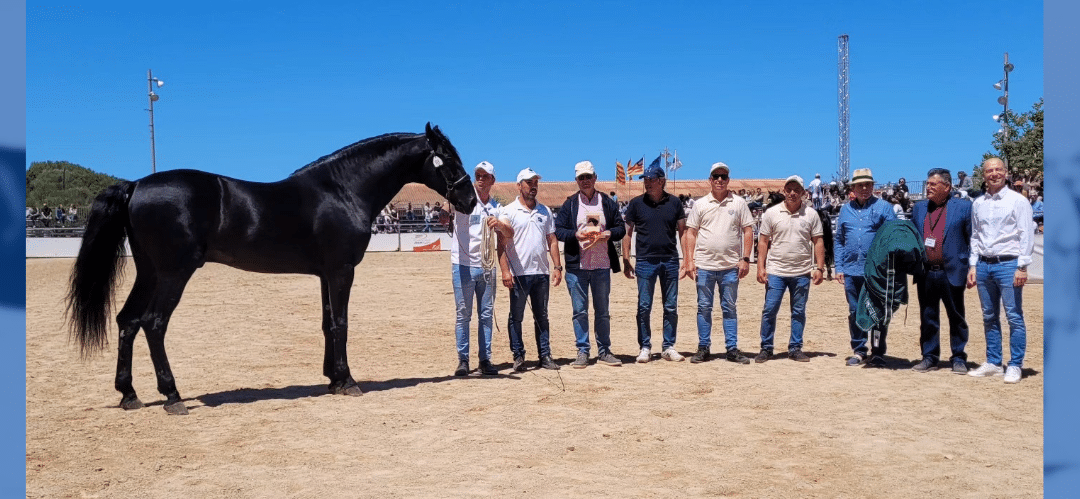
[621,163,688,363]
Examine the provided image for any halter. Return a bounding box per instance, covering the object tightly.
[430,153,470,193]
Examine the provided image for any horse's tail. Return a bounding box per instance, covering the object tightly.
[66,181,135,358]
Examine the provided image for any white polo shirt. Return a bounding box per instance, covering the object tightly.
[450,194,502,267]
[759,201,823,277]
[501,198,555,276]
[686,191,754,271]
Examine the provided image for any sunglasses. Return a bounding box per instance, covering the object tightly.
[710,173,729,181]
[576,174,595,181]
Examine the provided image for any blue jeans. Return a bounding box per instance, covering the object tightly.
[451,264,495,362]
[695,268,741,350]
[635,258,679,350]
[759,274,810,352]
[916,269,969,363]
[975,260,1026,367]
[507,274,552,359]
[843,275,868,356]
[565,268,612,356]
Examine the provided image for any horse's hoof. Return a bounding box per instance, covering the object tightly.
[329,382,363,396]
[164,401,189,415]
[120,397,144,411]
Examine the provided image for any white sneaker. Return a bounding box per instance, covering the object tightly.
[968,363,1004,377]
[1004,366,1022,384]
[636,347,651,363]
[661,348,685,362]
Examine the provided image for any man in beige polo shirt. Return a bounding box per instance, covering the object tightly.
[681,162,755,364]
[754,175,826,363]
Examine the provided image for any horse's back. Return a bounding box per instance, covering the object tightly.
[127,169,366,274]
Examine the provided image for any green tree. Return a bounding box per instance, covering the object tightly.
[25,161,126,215]
[975,98,1043,186]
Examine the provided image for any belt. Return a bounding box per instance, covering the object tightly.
[926,263,946,271]
[979,255,1017,263]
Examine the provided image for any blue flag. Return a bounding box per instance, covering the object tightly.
[648,155,662,169]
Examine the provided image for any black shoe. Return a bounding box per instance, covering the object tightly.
[512,355,527,372]
[726,348,750,365]
[690,346,711,364]
[951,359,969,374]
[789,349,810,362]
[479,359,498,375]
[454,359,469,376]
[540,355,560,370]
[911,357,938,373]
[866,356,886,368]
[845,354,865,366]
[754,349,772,363]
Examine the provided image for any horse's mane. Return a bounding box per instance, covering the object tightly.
[289,132,422,177]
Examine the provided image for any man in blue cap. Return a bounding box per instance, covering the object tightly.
[621,161,688,363]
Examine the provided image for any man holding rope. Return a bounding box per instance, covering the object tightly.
[554,160,626,368]
[449,161,514,377]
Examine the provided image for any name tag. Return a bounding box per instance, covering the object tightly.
[924,237,936,248]
[469,215,481,225]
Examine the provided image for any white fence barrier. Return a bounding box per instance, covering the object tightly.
[25,233,454,258]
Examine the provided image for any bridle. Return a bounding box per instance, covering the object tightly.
[429,153,470,193]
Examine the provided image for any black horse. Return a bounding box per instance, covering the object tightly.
[66,123,476,415]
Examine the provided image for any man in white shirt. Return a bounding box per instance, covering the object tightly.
[966,157,1036,384]
[499,168,564,372]
[755,175,826,363]
[681,162,755,364]
[808,173,823,210]
[449,161,514,377]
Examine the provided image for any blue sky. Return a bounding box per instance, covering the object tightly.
[27,1,1042,186]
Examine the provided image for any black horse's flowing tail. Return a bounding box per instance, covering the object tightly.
[66,182,134,358]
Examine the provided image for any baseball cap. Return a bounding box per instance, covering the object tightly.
[710,162,730,176]
[784,174,804,187]
[516,168,541,183]
[639,163,665,179]
[474,161,495,176]
[574,161,596,178]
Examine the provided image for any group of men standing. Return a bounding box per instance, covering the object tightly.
[446,156,1035,384]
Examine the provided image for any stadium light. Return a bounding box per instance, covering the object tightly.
[147,70,164,173]
[994,53,1012,170]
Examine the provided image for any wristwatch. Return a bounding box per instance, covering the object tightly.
[553,266,563,271]
[815,266,825,273]
[1017,266,1027,272]
[741,257,750,263]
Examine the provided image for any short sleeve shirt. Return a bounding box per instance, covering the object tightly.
[623,191,686,260]
[450,195,501,267]
[686,192,754,271]
[759,202,823,277]
[501,198,556,276]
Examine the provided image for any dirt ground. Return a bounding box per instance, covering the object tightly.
[26,253,1042,498]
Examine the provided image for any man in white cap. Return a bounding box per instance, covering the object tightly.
[834,167,896,367]
[622,161,688,363]
[681,162,755,364]
[554,161,626,368]
[449,161,515,376]
[755,174,826,363]
[498,168,564,372]
[809,173,823,210]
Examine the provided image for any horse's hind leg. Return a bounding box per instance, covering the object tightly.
[114,273,157,410]
[142,270,196,415]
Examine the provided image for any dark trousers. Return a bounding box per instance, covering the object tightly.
[916,269,969,363]
[507,274,552,359]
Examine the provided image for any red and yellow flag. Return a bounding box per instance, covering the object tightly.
[627,157,644,177]
[615,161,626,185]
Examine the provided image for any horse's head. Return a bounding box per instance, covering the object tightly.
[423,123,477,213]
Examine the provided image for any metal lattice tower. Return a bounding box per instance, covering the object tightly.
[837,34,850,183]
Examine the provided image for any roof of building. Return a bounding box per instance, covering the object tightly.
[389,179,790,209]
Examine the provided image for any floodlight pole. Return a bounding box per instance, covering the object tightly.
[147,69,161,174]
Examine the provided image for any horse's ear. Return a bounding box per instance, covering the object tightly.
[425,122,440,150]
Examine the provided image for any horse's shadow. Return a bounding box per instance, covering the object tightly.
[196,373,515,407]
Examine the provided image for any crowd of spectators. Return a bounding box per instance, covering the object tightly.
[373,201,453,234]
[26,202,79,228]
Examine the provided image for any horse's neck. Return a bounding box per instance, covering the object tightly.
[352,148,428,222]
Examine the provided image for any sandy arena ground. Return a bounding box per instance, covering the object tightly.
[26,252,1042,498]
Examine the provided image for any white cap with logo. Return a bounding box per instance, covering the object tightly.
[516,168,541,183]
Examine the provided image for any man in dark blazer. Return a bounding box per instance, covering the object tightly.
[910,168,973,374]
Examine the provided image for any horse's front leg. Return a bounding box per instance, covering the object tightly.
[321,268,362,396]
